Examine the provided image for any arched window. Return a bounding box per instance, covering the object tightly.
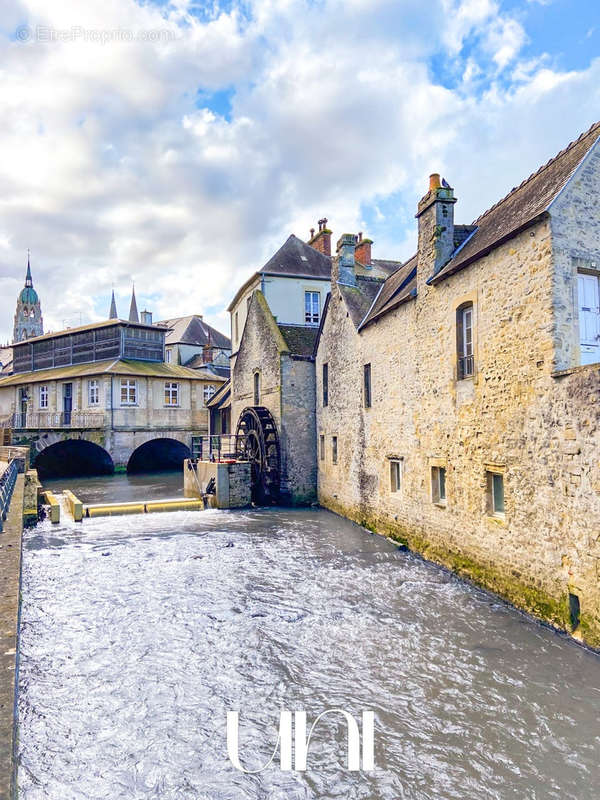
[456,302,474,379]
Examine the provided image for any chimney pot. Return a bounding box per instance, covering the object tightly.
[358,232,363,242]
[310,227,315,238]
[429,173,441,192]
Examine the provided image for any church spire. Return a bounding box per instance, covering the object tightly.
[128,284,139,323]
[25,250,33,287]
[109,289,118,319]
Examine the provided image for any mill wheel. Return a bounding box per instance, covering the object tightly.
[235,407,281,504]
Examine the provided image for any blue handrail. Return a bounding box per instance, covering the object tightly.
[0,460,18,532]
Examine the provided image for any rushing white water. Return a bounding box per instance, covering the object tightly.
[18,502,600,799]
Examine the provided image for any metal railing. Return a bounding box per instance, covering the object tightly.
[0,460,18,532]
[8,411,105,429]
[192,434,245,462]
[458,355,475,380]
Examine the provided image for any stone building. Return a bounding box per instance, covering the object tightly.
[0,318,225,477]
[316,121,600,648]
[13,255,43,343]
[224,223,399,503]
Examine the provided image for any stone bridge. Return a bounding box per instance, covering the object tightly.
[9,425,198,479]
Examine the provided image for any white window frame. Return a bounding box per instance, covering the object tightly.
[165,349,172,363]
[39,384,48,409]
[390,458,403,493]
[486,469,506,518]
[305,291,321,325]
[164,382,179,407]
[431,466,447,506]
[88,379,99,406]
[120,379,137,406]
[203,384,216,405]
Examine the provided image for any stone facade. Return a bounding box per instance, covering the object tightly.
[316,131,600,648]
[231,291,317,504]
[184,459,251,508]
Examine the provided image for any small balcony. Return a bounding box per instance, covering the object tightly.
[1,411,106,430]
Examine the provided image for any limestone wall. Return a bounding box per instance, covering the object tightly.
[317,209,600,647]
[183,459,251,508]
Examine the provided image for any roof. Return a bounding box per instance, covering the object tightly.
[277,324,319,357]
[184,354,230,377]
[359,256,417,329]
[0,347,13,375]
[156,314,231,349]
[11,318,161,347]
[0,359,224,387]
[206,379,231,409]
[228,234,331,311]
[339,277,384,329]
[433,120,600,282]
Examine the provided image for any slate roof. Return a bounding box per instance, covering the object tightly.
[277,324,320,357]
[156,315,231,349]
[261,234,331,279]
[206,379,231,409]
[340,277,384,329]
[0,359,223,387]
[359,256,417,330]
[0,347,13,375]
[184,354,230,378]
[432,120,600,282]
[11,319,160,347]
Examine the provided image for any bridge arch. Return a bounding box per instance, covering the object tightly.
[126,437,191,474]
[34,439,115,480]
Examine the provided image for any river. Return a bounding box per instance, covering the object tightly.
[17,475,600,799]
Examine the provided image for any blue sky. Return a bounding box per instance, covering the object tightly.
[0,0,599,341]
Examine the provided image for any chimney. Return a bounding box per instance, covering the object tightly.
[416,173,456,276]
[355,231,373,267]
[336,233,357,287]
[308,217,332,257]
[140,310,153,325]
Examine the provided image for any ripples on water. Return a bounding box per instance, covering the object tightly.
[18,506,600,799]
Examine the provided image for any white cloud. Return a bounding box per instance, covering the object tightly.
[0,0,598,344]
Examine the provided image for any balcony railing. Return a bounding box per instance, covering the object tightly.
[191,434,244,462]
[458,355,475,380]
[6,411,105,430]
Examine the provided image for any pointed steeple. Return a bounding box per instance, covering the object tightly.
[25,249,33,287]
[128,284,139,323]
[109,289,118,319]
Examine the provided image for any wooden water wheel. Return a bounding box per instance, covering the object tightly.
[235,407,281,504]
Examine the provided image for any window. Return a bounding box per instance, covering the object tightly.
[457,303,475,379]
[390,459,403,493]
[88,379,99,406]
[578,272,600,366]
[487,471,505,516]
[322,363,329,407]
[305,291,320,325]
[320,435,325,461]
[165,349,172,363]
[363,363,372,408]
[203,384,216,405]
[252,372,262,405]
[164,382,179,406]
[431,466,446,505]
[120,379,137,406]
[39,385,48,409]
[332,436,338,464]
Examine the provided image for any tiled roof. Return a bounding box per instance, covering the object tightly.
[0,359,224,386]
[157,315,231,349]
[359,256,417,329]
[433,120,600,282]
[277,324,319,357]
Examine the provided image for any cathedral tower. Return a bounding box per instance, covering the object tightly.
[13,254,44,343]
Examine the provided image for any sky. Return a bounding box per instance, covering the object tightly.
[0,0,598,343]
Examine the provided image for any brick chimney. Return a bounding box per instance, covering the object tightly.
[416,173,456,277]
[336,233,357,287]
[308,217,332,257]
[355,232,373,267]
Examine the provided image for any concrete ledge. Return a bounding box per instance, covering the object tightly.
[64,490,83,522]
[0,473,24,800]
